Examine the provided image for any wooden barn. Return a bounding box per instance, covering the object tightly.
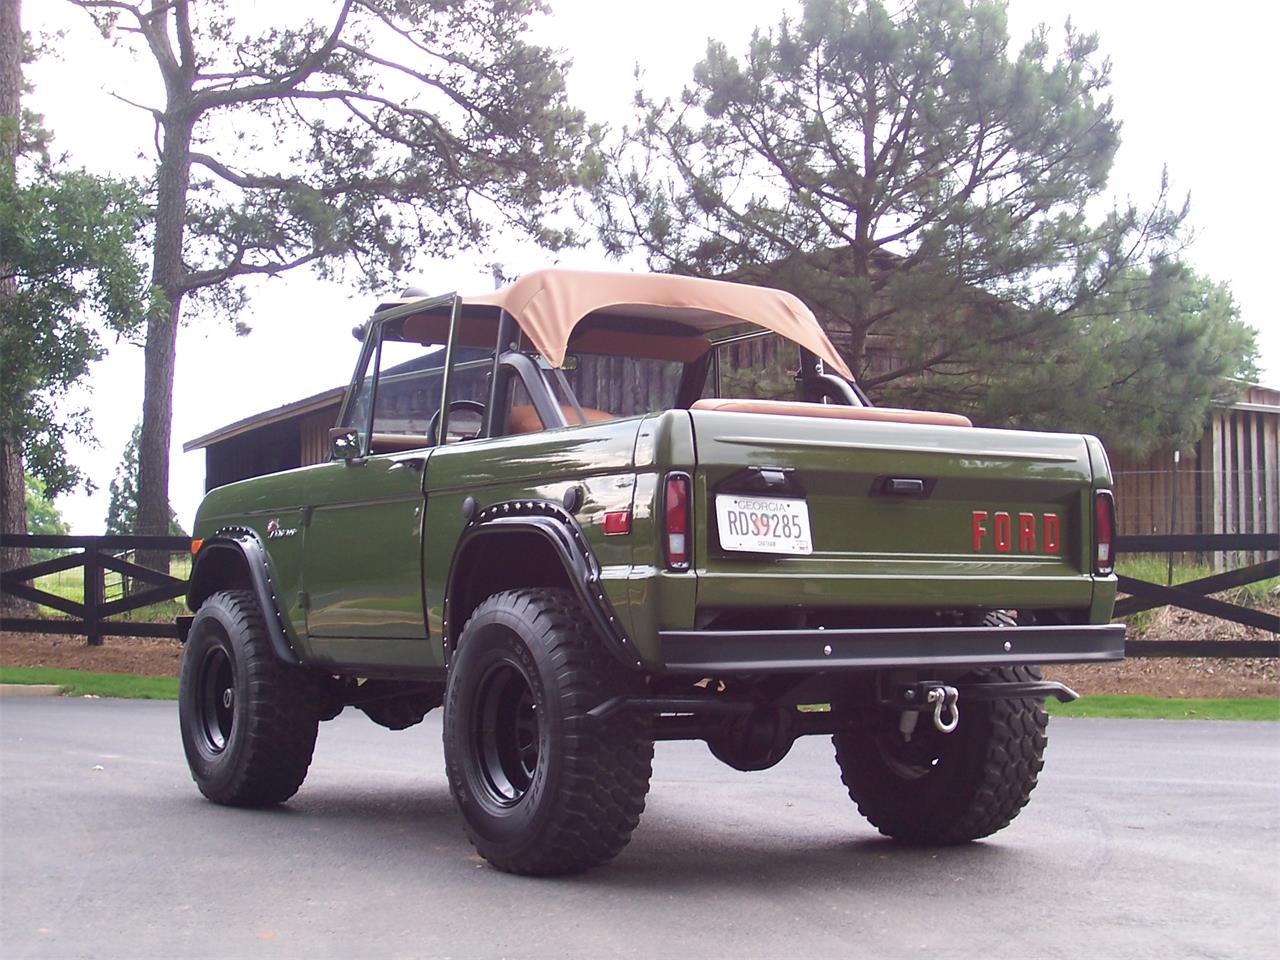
[1109,382,1280,548]
[183,384,345,491]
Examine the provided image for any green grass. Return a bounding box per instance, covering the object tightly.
[1047,694,1280,721]
[1114,556,1278,632]
[26,552,191,622]
[1115,555,1278,600]
[0,665,178,700]
[1,667,1274,718]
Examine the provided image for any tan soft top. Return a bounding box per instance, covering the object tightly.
[383,268,854,380]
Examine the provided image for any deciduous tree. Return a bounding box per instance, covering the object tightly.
[69,0,587,536]
[25,472,69,561]
[1,0,150,597]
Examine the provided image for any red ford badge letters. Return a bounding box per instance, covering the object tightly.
[971,510,1059,554]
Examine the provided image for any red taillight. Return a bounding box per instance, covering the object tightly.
[1094,490,1116,575]
[664,472,691,570]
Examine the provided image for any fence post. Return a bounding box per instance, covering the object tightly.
[84,542,103,646]
[1166,450,1179,586]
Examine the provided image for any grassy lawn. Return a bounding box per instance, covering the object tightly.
[1046,695,1280,721]
[1,664,1274,719]
[1115,556,1278,632]
[0,666,178,700]
[24,551,191,623]
[1115,555,1278,598]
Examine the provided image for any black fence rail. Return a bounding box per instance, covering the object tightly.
[1115,533,1279,658]
[0,534,191,645]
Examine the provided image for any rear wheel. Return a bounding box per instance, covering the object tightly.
[834,665,1048,843]
[179,590,319,806]
[443,588,653,875]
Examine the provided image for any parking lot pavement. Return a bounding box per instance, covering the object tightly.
[1,696,1277,959]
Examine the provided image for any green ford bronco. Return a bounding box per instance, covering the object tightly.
[179,268,1123,875]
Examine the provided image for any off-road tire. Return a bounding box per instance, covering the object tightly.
[179,590,319,806]
[834,665,1048,844]
[443,588,653,875]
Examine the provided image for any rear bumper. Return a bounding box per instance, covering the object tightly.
[657,623,1125,675]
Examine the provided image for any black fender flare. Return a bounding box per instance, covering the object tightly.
[444,499,641,671]
[187,526,301,666]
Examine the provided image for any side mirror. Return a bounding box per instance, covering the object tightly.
[329,426,361,460]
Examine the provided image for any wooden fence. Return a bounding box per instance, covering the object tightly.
[0,533,1274,656]
[1115,533,1278,657]
[0,534,191,645]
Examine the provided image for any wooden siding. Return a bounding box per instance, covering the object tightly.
[300,405,340,467]
[1110,385,1279,565]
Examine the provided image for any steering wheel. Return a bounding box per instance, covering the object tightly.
[429,399,486,445]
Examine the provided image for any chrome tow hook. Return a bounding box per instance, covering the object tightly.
[927,685,960,733]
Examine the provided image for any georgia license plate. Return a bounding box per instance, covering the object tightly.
[715,494,813,555]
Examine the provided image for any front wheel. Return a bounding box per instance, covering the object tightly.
[179,590,320,806]
[443,588,653,875]
[834,666,1049,844]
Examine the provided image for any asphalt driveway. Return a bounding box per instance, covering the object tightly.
[1,697,1276,959]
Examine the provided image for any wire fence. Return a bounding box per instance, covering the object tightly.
[1114,467,1277,569]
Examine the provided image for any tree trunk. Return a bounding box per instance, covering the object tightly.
[136,113,192,545]
[1,0,33,607]
[0,438,31,609]
[135,107,193,578]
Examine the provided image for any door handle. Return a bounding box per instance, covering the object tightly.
[390,456,426,472]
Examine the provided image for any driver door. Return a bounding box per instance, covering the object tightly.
[301,330,449,663]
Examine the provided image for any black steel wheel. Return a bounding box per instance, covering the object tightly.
[195,643,236,754]
[179,590,320,806]
[443,588,653,875]
[473,662,541,804]
[834,665,1049,844]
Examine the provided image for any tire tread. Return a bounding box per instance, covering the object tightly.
[835,664,1048,844]
[447,588,652,875]
[180,589,319,807]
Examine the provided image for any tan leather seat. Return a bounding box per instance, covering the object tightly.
[369,432,433,453]
[690,398,972,428]
[508,405,615,434]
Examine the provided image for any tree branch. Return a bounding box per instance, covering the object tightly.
[107,90,163,122]
[172,0,195,78]
[190,0,355,110]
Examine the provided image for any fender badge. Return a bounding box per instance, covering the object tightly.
[266,519,298,539]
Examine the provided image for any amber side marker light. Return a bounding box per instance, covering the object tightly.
[190,539,202,556]
[1093,490,1116,575]
[602,511,632,535]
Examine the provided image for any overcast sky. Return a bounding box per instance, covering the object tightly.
[21,0,1278,533]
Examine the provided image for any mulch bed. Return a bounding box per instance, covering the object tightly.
[2,596,1276,698]
[1,631,183,677]
[1047,596,1278,698]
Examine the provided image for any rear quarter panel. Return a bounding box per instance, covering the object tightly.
[422,418,646,664]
